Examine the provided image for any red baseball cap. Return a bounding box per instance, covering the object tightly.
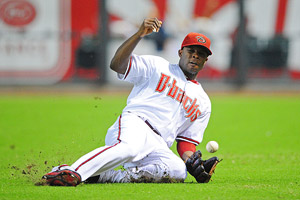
[181,32,212,55]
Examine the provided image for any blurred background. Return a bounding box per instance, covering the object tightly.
[0,0,299,92]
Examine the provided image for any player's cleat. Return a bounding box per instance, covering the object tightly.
[42,170,81,186]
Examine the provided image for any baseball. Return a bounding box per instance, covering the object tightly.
[152,21,162,32]
[152,27,158,32]
[206,141,219,153]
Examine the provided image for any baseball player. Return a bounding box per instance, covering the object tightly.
[42,18,220,186]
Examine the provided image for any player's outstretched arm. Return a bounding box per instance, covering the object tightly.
[110,18,162,74]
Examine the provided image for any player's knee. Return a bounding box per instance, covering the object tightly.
[126,147,139,159]
[120,143,140,160]
[175,163,187,180]
[169,159,187,180]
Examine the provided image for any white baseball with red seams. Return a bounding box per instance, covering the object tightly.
[51,54,211,183]
[206,141,219,153]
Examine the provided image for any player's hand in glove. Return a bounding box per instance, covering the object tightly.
[185,150,220,183]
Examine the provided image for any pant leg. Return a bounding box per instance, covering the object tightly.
[88,144,187,183]
[70,112,162,181]
[124,147,187,182]
[87,163,170,183]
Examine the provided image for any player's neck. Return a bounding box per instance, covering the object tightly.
[184,72,196,81]
[178,64,197,80]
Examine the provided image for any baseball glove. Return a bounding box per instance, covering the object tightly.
[185,150,220,183]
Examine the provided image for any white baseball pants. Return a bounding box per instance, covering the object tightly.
[54,112,187,182]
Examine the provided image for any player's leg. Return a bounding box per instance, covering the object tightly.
[71,112,162,181]
[42,142,135,186]
[124,127,187,182]
[85,152,186,183]
[85,134,187,183]
[43,112,159,185]
[125,148,187,182]
[85,163,170,183]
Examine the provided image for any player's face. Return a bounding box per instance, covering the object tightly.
[178,46,208,80]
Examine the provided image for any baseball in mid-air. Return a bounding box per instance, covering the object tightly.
[206,141,219,153]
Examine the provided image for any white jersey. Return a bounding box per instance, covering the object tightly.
[118,54,211,147]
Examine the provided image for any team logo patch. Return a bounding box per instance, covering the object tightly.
[196,36,206,43]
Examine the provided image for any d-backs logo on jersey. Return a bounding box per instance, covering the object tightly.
[155,73,201,122]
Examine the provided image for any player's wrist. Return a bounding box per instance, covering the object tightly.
[182,151,194,163]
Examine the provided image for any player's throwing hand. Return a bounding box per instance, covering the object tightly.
[138,18,162,38]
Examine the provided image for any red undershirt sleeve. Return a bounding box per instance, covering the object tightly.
[177,140,196,158]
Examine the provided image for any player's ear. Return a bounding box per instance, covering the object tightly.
[203,58,208,65]
[178,49,182,57]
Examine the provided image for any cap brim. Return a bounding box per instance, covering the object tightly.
[182,44,212,56]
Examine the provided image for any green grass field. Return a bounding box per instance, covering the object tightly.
[0,93,299,200]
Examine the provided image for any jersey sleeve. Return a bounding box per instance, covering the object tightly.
[176,111,211,146]
[117,54,156,85]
